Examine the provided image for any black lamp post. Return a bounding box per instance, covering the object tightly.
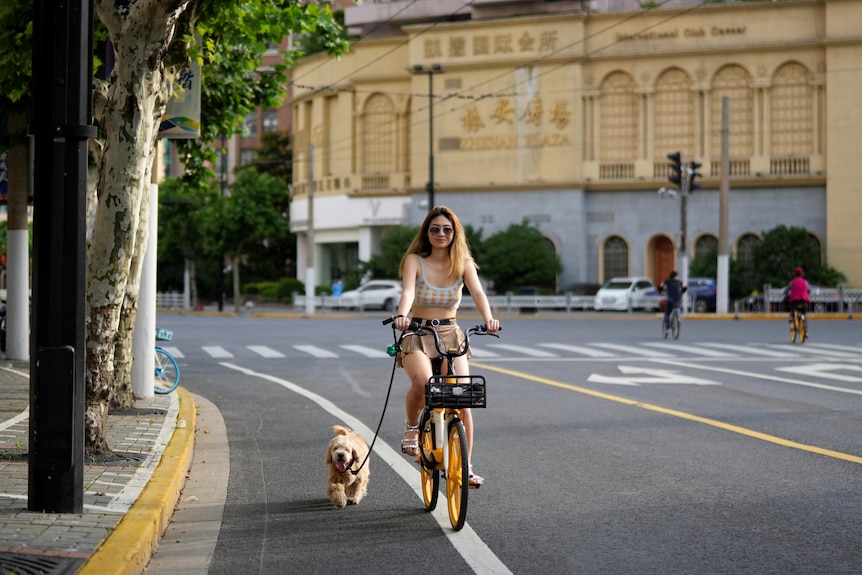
[412,64,443,211]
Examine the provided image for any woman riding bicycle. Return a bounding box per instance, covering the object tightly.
[392,206,500,487]
[658,271,686,330]
[783,266,810,338]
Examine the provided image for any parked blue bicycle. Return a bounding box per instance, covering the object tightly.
[154,328,180,394]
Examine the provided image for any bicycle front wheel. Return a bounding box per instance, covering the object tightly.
[446,418,469,531]
[154,347,180,394]
[418,409,439,511]
[671,310,680,340]
[661,317,668,339]
[799,315,807,343]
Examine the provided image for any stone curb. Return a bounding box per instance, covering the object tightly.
[78,388,196,575]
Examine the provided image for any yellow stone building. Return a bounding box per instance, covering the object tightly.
[290,0,862,291]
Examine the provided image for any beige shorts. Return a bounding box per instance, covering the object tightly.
[397,322,471,368]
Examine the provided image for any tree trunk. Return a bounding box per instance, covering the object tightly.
[112,183,151,410]
[86,0,188,454]
[189,257,198,309]
[233,253,241,313]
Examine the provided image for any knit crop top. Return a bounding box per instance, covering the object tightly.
[414,258,463,308]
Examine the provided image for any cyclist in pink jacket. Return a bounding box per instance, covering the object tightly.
[783,267,810,335]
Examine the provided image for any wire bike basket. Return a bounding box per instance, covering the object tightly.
[425,375,487,408]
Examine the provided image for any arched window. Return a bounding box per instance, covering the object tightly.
[362,94,396,175]
[736,233,761,287]
[695,235,718,259]
[654,69,694,159]
[808,233,823,264]
[600,72,638,161]
[712,66,753,158]
[771,62,813,156]
[603,236,629,281]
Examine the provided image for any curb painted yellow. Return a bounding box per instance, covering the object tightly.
[79,388,197,575]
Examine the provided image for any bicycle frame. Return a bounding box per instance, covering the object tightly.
[384,318,496,530]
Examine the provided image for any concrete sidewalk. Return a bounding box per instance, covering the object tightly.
[0,361,195,575]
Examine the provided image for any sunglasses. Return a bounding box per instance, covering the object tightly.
[429,225,454,236]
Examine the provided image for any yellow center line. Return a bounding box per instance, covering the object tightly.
[473,362,862,466]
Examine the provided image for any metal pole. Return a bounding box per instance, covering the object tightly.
[305,143,315,314]
[426,70,434,211]
[217,136,227,311]
[717,97,731,314]
[30,0,96,512]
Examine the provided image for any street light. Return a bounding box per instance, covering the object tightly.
[412,63,443,211]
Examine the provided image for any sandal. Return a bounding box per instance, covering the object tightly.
[468,466,484,487]
[401,424,420,456]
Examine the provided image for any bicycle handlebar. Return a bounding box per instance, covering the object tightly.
[383,316,500,358]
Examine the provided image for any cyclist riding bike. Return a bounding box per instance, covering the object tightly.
[658,271,687,331]
[783,266,810,339]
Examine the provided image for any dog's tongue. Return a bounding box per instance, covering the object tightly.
[338,462,348,472]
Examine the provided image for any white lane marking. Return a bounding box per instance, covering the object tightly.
[486,343,559,358]
[203,346,233,358]
[220,362,512,575]
[699,343,797,358]
[768,344,858,358]
[587,365,719,386]
[161,345,184,359]
[776,363,862,383]
[294,345,339,358]
[651,359,862,396]
[590,343,674,357]
[806,342,861,354]
[642,342,735,357]
[468,347,501,358]
[247,345,285,359]
[340,345,390,358]
[538,343,616,357]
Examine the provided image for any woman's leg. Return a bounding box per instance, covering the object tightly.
[453,355,483,485]
[401,352,432,455]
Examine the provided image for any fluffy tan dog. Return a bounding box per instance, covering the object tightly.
[324,425,370,508]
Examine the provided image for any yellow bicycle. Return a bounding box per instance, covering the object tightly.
[385,320,497,530]
[789,307,807,344]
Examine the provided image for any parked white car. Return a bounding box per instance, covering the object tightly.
[336,280,402,311]
[593,277,656,311]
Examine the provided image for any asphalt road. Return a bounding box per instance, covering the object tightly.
[148,312,862,574]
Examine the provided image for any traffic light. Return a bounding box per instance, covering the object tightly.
[667,152,682,187]
[688,160,703,193]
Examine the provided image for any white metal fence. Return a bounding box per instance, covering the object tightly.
[159,286,862,315]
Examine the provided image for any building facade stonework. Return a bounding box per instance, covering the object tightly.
[290,0,862,290]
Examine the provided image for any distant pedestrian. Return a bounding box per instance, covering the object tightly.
[331,278,344,298]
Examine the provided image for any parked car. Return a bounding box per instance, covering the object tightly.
[562,283,602,310]
[688,277,717,312]
[336,280,402,311]
[593,277,656,311]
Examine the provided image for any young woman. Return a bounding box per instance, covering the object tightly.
[392,206,500,486]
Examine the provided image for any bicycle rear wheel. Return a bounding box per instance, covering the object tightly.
[446,418,469,531]
[789,313,798,343]
[418,409,439,511]
[671,309,680,340]
[154,347,180,393]
[799,314,807,343]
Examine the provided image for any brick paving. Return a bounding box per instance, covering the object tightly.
[0,360,178,571]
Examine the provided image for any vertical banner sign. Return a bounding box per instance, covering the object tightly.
[159,59,202,139]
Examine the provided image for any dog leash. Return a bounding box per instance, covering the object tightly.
[349,327,401,475]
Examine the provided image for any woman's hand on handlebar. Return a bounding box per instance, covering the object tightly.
[483,318,501,333]
[393,314,412,332]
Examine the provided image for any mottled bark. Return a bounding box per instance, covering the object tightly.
[112,185,151,410]
[85,0,192,454]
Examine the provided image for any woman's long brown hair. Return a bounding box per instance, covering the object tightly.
[399,206,474,279]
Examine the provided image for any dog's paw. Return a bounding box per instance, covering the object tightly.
[330,495,347,508]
